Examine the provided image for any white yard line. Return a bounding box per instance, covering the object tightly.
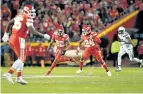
[1,75,95,79]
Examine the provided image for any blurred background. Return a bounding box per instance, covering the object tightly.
[1,0,143,67]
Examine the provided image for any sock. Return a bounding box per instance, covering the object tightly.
[103,64,109,72]
[8,68,15,74]
[16,62,24,77]
[80,62,83,70]
[47,62,56,75]
[17,71,22,77]
[118,56,122,67]
[101,62,109,72]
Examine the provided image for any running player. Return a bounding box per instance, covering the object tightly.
[116,26,143,71]
[76,25,111,76]
[46,26,77,75]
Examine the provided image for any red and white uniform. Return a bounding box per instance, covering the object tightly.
[52,32,70,62]
[81,32,104,62]
[9,13,33,61]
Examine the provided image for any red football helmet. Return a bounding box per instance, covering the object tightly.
[57,26,64,36]
[82,25,91,35]
[23,4,36,18]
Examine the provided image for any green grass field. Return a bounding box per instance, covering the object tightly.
[1,67,143,93]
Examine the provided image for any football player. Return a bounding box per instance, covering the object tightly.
[76,25,111,76]
[46,26,77,75]
[116,26,143,71]
[2,4,50,84]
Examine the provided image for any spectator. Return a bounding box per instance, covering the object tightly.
[3,43,11,67]
[1,3,12,20]
[70,32,81,42]
[127,0,135,12]
[100,36,109,62]
[25,41,34,66]
[1,44,5,66]
[35,41,47,68]
[108,6,119,21]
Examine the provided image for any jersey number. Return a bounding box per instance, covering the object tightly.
[13,16,24,30]
[84,39,94,46]
[57,41,65,47]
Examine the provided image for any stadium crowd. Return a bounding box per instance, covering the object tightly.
[1,0,142,66]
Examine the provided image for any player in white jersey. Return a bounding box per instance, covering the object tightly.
[116,26,143,72]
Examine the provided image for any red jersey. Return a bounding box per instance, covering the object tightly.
[81,32,101,48]
[52,32,69,50]
[11,13,33,39]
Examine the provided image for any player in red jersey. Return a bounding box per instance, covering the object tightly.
[46,26,77,75]
[76,25,111,76]
[2,4,50,84]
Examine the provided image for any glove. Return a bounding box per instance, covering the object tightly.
[60,50,66,55]
[76,47,80,55]
[2,32,9,42]
[44,34,50,40]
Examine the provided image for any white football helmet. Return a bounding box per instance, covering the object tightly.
[118,26,126,34]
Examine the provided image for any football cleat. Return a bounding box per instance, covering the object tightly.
[115,66,121,72]
[3,73,14,84]
[76,69,82,73]
[45,71,51,76]
[107,71,112,76]
[15,77,28,85]
[115,68,121,72]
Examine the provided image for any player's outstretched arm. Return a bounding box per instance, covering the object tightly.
[5,19,14,33]
[47,38,54,52]
[76,39,84,55]
[2,19,14,42]
[28,25,50,40]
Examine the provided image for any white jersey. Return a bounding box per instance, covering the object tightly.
[118,32,131,45]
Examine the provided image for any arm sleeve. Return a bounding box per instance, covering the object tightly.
[94,37,101,44]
